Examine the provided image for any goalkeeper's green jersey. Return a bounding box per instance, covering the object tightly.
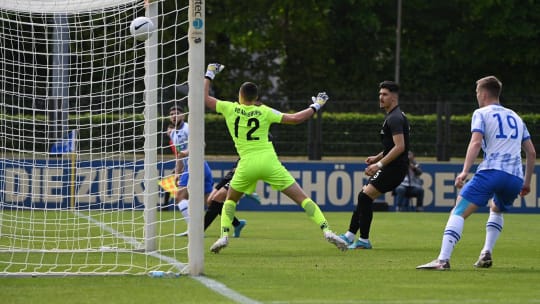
[216,100,282,158]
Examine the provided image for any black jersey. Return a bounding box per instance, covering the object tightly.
[380,106,410,166]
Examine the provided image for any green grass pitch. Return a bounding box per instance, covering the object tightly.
[1,211,539,303]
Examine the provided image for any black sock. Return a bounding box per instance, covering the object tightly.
[204,200,223,230]
[356,192,374,240]
[347,207,360,235]
[232,217,240,227]
[161,192,170,206]
[205,200,241,228]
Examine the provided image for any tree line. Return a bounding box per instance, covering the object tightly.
[197,0,540,110]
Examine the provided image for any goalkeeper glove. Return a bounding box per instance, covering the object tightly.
[205,63,225,80]
[310,92,329,112]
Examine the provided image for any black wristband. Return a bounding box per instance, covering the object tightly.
[309,105,317,113]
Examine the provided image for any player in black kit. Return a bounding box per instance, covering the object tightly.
[339,81,410,249]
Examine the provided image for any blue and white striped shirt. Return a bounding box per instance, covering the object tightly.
[472,104,530,178]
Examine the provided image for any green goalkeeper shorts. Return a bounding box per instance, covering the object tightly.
[230,154,295,194]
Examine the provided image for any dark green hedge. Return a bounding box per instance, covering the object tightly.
[3,113,539,158]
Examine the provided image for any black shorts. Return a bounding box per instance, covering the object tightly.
[369,163,408,193]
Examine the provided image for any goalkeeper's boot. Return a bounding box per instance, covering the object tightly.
[473,251,492,268]
[324,231,349,251]
[210,236,229,254]
[338,234,353,246]
[233,220,247,238]
[416,259,450,270]
[348,239,372,250]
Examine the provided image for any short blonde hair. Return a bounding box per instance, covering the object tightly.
[476,76,502,98]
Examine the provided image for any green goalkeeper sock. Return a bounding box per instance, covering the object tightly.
[301,198,330,232]
[220,200,236,237]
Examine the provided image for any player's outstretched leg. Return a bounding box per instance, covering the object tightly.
[300,198,348,251]
[210,200,236,253]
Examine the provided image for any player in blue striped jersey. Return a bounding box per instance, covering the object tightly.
[168,106,214,236]
[417,76,536,270]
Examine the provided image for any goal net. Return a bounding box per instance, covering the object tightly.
[0,0,205,276]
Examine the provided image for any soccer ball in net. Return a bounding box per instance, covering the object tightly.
[130,16,156,41]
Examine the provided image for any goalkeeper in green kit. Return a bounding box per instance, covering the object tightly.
[204,63,348,253]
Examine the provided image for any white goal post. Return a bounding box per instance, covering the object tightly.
[0,0,205,276]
